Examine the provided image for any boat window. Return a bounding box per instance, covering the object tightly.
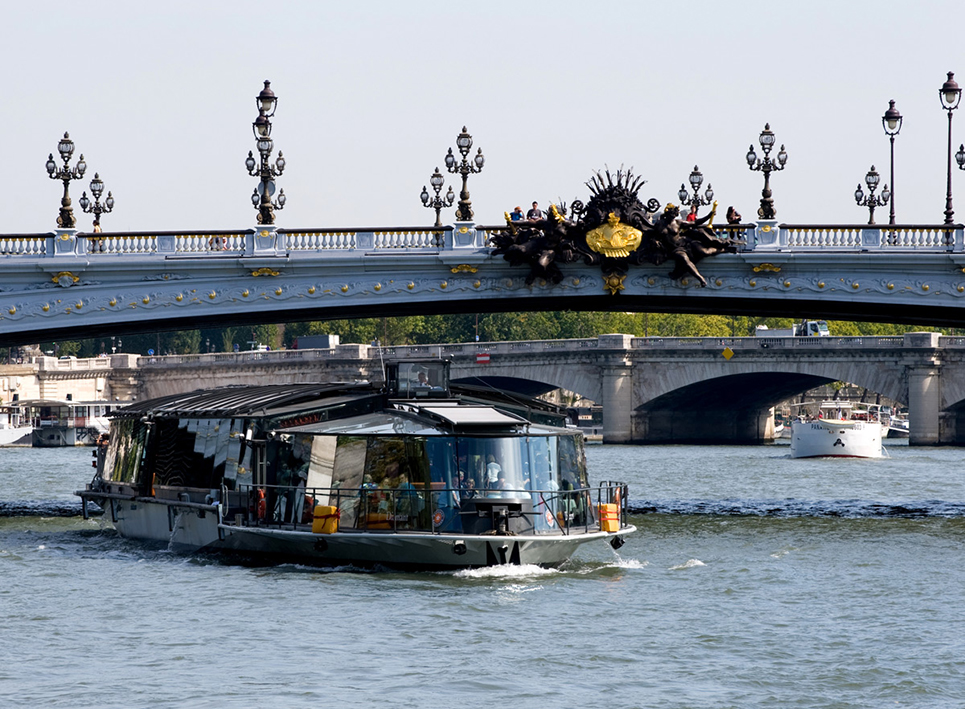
[223,419,245,484]
[321,436,433,530]
[306,436,337,504]
[105,418,146,484]
[390,361,448,398]
[558,435,588,489]
[283,431,589,534]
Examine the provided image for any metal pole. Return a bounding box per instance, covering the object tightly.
[889,134,896,225]
[946,109,955,225]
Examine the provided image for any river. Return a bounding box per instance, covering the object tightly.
[1,441,963,708]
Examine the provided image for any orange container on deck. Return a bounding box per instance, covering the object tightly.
[312,505,340,534]
[598,503,619,533]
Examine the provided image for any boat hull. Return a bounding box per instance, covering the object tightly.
[88,494,634,570]
[0,427,31,446]
[790,420,883,459]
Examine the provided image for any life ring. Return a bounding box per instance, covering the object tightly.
[432,509,445,527]
[544,510,556,527]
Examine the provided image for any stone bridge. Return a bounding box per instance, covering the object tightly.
[82,332,962,446]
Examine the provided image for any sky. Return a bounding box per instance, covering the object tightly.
[4,0,965,234]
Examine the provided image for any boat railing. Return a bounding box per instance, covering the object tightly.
[225,482,629,536]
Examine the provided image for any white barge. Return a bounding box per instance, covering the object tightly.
[78,361,634,570]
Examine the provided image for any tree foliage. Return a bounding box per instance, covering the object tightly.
[42,314,947,356]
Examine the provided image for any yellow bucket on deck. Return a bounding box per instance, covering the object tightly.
[312,505,340,534]
[598,503,619,533]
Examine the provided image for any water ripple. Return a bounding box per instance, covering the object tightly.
[628,498,965,517]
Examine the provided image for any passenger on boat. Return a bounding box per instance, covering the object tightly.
[397,476,425,516]
[458,472,476,500]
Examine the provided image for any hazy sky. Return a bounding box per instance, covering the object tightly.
[4,0,965,233]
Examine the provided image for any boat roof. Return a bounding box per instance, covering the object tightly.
[10,398,116,407]
[108,379,569,431]
[111,382,372,418]
[283,404,568,437]
[820,401,853,409]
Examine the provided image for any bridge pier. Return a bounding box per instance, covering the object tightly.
[905,333,942,445]
[599,335,634,444]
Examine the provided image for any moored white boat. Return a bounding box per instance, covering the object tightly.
[78,360,634,570]
[790,402,883,459]
[886,415,910,439]
[0,404,31,446]
[28,399,114,447]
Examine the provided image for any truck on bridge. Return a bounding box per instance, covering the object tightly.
[755,320,830,337]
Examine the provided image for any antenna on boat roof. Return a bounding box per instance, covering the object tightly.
[373,338,386,387]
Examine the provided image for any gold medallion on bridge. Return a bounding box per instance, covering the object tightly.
[586,212,643,258]
[602,272,626,295]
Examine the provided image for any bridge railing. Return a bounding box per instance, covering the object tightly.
[0,225,460,258]
[3,223,963,257]
[631,336,907,349]
[465,223,965,253]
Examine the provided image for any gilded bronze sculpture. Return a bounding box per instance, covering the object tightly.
[492,169,740,292]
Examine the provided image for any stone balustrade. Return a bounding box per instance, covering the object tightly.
[2,221,963,259]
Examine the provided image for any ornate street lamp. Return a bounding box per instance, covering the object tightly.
[246,80,286,225]
[940,72,961,224]
[882,100,902,225]
[745,123,787,220]
[45,132,87,228]
[420,167,455,227]
[677,165,714,210]
[78,173,115,228]
[853,165,891,225]
[444,126,484,222]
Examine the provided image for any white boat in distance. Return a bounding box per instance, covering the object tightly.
[790,402,883,459]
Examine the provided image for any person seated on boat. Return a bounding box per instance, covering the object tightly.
[458,471,476,500]
[488,472,512,498]
[415,371,430,388]
[558,479,586,524]
[397,474,425,516]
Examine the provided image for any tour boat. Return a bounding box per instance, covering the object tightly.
[77,361,634,570]
[789,401,883,459]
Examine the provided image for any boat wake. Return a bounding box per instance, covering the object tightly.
[629,498,965,518]
[0,500,102,518]
[453,563,557,580]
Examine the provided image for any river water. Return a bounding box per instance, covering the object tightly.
[1,441,963,708]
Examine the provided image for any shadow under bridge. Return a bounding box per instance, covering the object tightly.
[635,372,834,444]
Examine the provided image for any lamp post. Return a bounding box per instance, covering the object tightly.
[445,126,484,222]
[246,80,286,225]
[882,100,902,226]
[78,173,115,228]
[677,165,714,211]
[940,72,961,224]
[420,167,455,227]
[745,123,787,220]
[853,166,891,225]
[45,132,87,228]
